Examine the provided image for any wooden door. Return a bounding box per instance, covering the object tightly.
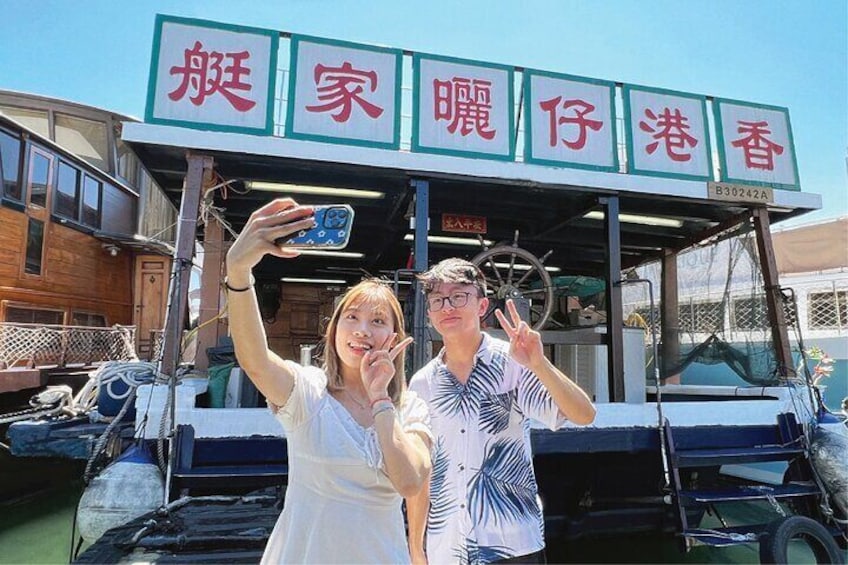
[134,255,170,359]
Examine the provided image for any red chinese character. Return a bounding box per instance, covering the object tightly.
[730,120,784,171]
[169,41,256,112]
[539,97,603,150]
[639,107,698,162]
[305,62,384,123]
[433,77,496,140]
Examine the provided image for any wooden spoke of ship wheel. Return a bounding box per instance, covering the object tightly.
[471,245,555,330]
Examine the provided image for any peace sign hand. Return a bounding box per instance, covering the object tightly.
[494,299,544,369]
[360,333,414,402]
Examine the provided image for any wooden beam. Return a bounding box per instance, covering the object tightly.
[751,207,793,378]
[661,250,680,383]
[194,219,225,371]
[534,195,599,240]
[670,209,752,254]
[160,153,214,377]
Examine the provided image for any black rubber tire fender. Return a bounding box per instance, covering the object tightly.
[759,515,845,564]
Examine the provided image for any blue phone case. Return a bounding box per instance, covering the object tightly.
[279,205,354,249]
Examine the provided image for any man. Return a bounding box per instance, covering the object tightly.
[407,258,596,564]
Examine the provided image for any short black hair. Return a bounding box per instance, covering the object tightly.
[417,258,486,297]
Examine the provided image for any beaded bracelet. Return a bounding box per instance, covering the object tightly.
[371,399,394,412]
[372,403,396,418]
[369,396,391,408]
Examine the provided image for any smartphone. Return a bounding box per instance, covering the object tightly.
[276,204,355,249]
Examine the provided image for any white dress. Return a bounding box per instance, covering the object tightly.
[261,361,432,565]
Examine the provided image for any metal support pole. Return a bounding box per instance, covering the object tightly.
[411,179,430,373]
[617,277,669,489]
[601,196,625,402]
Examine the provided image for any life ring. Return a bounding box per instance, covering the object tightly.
[758,515,844,564]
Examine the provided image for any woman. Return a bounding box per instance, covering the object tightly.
[225,198,432,564]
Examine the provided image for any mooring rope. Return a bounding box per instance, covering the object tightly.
[82,361,159,482]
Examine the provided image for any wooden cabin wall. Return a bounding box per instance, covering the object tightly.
[0,206,133,325]
[264,284,338,363]
[138,173,178,243]
[99,185,137,235]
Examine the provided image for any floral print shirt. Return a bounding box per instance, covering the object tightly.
[408,333,565,564]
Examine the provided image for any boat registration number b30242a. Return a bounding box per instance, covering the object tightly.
[708,182,775,204]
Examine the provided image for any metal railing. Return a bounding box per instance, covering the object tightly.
[0,322,137,369]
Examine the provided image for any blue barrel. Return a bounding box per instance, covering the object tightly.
[96,379,137,421]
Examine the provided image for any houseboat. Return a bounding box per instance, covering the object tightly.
[0,90,178,399]
[75,15,846,563]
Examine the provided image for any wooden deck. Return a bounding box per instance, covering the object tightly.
[0,367,45,394]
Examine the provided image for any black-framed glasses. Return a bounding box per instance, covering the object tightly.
[427,292,474,312]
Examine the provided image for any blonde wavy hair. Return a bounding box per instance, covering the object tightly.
[322,279,408,406]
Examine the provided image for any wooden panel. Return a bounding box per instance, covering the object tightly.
[265,284,338,363]
[0,291,131,325]
[139,183,177,242]
[0,216,133,323]
[100,185,137,235]
[289,303,319,334]
[0,208,25,278]
[38,223,132,303]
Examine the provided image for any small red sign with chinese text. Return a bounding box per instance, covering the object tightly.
[442,214,487,234]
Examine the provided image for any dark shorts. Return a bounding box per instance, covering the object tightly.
[491,549,547,564]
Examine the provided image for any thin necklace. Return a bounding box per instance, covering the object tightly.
[344,388,368,410]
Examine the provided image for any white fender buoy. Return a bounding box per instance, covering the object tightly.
[76,443,164,543]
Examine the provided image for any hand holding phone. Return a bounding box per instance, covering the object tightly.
[275,204,355,250]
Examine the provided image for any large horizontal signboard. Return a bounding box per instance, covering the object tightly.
[145,15,802,191]
[713,99,799,190]
[412,54,515,161]
[146,15,278,134]
[524,70,617,171]
[286,35,402,149]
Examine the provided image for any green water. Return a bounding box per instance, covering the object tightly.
[550,502,768,563]
[0,484,82,564]
[0,451,85,565]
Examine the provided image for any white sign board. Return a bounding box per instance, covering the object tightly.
[524,71,617,171]
[624,86,711,181]
[286,36,402,149]
[714,100,799,190]
[412,54,514,160]
[146,15,277,134]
